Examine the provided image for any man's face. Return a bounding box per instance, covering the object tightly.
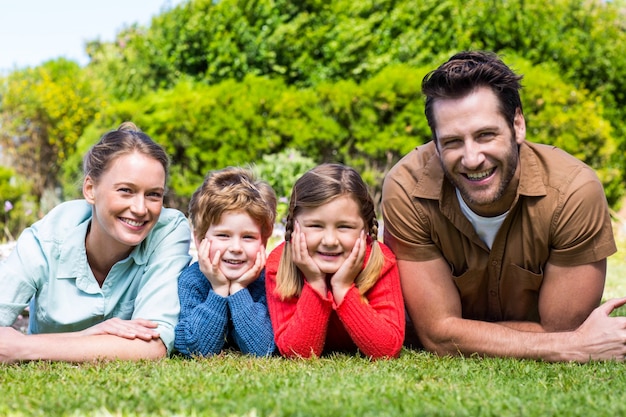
[433,86,526,217]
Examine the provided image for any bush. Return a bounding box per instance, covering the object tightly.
[0,166,38,241]
[252,148,316,225]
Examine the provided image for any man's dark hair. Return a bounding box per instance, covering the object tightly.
[422,51,523,140]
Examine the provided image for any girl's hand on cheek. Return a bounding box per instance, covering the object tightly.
[291,221,326,295]
[197,237,230,297]
[330,230,366,304]
[231,246,266,294]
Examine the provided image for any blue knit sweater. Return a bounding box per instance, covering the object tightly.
[174,262,276,357]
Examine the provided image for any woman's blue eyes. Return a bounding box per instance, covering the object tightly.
[117,188,163,199]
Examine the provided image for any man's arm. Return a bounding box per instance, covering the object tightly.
[400,257,626,362]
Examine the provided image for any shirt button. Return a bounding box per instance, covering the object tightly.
[491,260,498,266]
[489,290,497,297]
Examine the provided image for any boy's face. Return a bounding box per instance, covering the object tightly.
[203,210,264,281]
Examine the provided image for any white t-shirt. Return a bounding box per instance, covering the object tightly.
[456,188,508,249]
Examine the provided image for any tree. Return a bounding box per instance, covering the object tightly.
[0,59,104,200]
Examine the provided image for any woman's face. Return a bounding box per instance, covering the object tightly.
[83,151,166,256]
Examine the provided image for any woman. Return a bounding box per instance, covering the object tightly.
[0,122,191,363]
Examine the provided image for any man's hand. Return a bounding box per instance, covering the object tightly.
[569,297,626,362]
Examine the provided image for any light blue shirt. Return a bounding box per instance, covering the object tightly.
[0,199,191,354]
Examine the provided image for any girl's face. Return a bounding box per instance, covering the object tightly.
[84,152,165,256]
[295,195,366,275]
[204,211,264,281]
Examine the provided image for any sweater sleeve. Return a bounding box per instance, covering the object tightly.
[335,243,405,359]
[174,263,229,357]
[228,270,276,356]
[265,243,333,358]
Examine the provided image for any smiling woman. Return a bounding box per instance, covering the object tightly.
[0,122,192,364]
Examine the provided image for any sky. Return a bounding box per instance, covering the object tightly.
[0,0,185,74]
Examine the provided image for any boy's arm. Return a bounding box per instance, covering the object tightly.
[229,274,276,356]
[174,265,229,357]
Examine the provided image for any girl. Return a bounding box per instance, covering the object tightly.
[175,167,277,357]
[0,122,191,363]
[265,163,405,359]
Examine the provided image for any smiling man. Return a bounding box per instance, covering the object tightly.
[382,50,626,362]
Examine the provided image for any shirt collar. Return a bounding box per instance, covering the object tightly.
[56,214,147,290]
[413,140,547,201]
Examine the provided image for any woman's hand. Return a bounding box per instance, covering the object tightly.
[291,221,327,296]
[197,237,230,296]
[0,327,25,364]
[78,318,161,341]
[330,230,366,304]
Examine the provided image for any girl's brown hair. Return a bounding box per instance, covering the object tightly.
[275,163,385,299]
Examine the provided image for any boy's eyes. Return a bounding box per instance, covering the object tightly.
[212,233,260,240]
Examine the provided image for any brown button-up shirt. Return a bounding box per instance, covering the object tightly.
[382,140,617,322]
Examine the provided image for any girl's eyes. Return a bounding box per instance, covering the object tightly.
[303,224,356,229]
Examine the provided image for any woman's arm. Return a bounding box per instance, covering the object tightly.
[0,326,166,363]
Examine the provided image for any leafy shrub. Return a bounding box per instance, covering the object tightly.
[0,166,38,241]
[252,148,316,224]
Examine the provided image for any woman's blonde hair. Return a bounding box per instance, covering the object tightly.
[189,166,276,245]
[275,163,385,299]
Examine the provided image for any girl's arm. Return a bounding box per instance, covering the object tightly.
[335,247,405,359]
[229,273,276,356]
[265,246,333,358]
[174,264,229,357]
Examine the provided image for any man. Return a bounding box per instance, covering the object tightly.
[382,50,626,362]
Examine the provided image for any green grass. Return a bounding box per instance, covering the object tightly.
[2,226,626,417]
[2,352,626,416]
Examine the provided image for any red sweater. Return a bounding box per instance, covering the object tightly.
[265,241,405,359]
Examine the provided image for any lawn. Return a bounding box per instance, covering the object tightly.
[2,226,626,417]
